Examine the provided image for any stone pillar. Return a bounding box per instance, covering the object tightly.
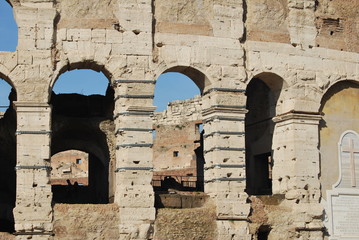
[272,111,324,239]
[113,80,156,240]
[13,102,53,239]
[202,91,251,240]
[288,0,317,48]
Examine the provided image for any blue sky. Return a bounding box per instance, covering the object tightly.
[53,70,199,112]
[0,1,199,112]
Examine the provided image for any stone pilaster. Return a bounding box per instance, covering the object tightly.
[288,0,317,48]
[272,111,324,238]
[113,80,156,240]
[202,91,251,240]
[13,102,53,239]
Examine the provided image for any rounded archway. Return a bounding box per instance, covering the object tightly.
[152,66,208,193]
[50,68,115,204]
[319,80,359,197]
[245,73,286,195]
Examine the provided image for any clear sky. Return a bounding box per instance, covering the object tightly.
[0,1,199,112]
[0,0,17,110]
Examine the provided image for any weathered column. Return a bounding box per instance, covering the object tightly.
[13,102,53,239]
[272,111,324,239]
[288,0,317,48]
[202,90,251,240]
[113,80,156,240]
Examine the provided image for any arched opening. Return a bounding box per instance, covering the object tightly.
[50,69,115,204]
[0,1,18,52]
[152,67,207,197]
[245,73,284,195]
[0,77,16,233]
[319,80,359,197]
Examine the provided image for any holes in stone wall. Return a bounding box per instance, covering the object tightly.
[257,225,271,240]
[0,1,18,52]
[195,123,203,134]
[320,18,344,38]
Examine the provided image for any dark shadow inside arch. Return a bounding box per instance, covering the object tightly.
[51,115,111,204]
[152,68,206,196]
[0,1,18,52]
[0,78,16,232]
[50,69,115,204]
[245,73,285,195]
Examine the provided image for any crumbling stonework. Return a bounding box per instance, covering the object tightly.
[154,201,217,240]
[153,96,202,174]
[0,0,358,239]
[53,204,120,240]
[152,97,204,191]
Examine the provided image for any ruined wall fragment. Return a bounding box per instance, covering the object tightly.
[316,0,359,52]
[246,0,290,43]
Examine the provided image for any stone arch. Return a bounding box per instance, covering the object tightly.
[250,72,288,112]
[154,64,213,94]
[152,65,208,192]
[319,79,359,105]
[319,80,359,198]
[49,64,116,203]
[5,1,19,7]
[0,68,16,90]
[245,72,286,195]
[49,61,114,100]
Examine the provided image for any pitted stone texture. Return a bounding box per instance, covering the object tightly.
[53,204,120,240]
[57,0,118,29]
[315,0,359,52]
[0,0,358,239]
[154,203,217,240]
[247,0,289,43]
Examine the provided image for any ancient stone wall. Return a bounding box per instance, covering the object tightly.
[315,0,359,52]
[0,0,358,239]
[53,204,120,240]
[153,96,202,174]
[154,201,217,240]
[153,96,202,125]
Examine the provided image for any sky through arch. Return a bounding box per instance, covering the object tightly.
[154,72,200,112]
[53,69,109,96]
[0,78,11,110]
[0,6,200,112]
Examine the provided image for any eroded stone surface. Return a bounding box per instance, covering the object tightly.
[0,0,358,239]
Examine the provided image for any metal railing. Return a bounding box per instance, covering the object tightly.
[151,174,204,191]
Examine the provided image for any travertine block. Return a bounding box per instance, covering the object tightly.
[119,208,156,222]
